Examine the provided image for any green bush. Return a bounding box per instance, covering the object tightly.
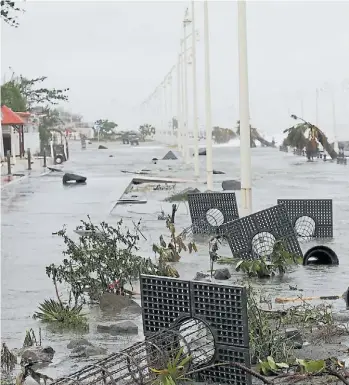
[33,299,88,330]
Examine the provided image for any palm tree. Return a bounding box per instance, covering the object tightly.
[236,120,275,147]
[283,120,337,159]
[236,120,256,147]
[283,123,308,150]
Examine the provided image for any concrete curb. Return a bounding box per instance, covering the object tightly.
[1,174,28,189]
[1,168,51,190]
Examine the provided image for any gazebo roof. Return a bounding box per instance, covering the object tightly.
[1,105,25,125]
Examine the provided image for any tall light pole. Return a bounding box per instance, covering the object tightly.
[167,72,173,145]
[177,53,183,152]
[183,9,191,164]
[163,80,168,145]
[203,0,213,190]
[181,41,186,157]
[191,1,199,177]
[237,0,252,216]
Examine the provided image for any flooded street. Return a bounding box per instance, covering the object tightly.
[1,141,349,377]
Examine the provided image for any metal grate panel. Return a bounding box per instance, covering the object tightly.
[221,204,303,260]
[190,281,249,347]
[141,275,251,385]
[140,276,191,334]
[188,192,239,235]
[277,199,333,238]
[196,345,251,385]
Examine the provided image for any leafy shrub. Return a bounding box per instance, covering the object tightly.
[33,299,88,330]
[153,222,197,263]
[236,241,302,278]
[48,217,178,303]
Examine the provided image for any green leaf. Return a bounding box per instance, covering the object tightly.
[160,235,166,248]
[236,260,244,271]
[257,361,272,376]
[302,359,325,373]
[276,362,289,369]
[267,356,277,370]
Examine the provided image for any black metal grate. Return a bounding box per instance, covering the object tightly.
[190,281,248,347]
[50,277,251,385]
[141,275,251,385]
[277,199,333,239]
[196,345,251,385]
[188,192,239,235]
[221,204,303,260]
[141,276,191,334]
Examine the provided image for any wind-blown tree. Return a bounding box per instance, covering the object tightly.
[94,119,118,139]
[1,71,70,150]
[16,75,69,109]
[1,72,69,112]
[0,81,27,111]
[236,120,275,148]
[212,126,236,144]
[282,124,308,150]
[283,121,337,159]
[236,120,256,147]
[1,0,23,27]
[139,124,156,141]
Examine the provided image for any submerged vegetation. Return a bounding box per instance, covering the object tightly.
[34,215,197,329]
[236,241,303,278]
[210,238,302,279]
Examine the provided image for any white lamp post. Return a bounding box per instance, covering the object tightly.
[204,0,213,190]
[163,80,168,145]
[237,0,252,216]
[183,8,191,164]
[191,1,199,177]
[167,71,174,145]
[177,53,183,152]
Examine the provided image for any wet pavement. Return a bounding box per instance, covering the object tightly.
[1,140,349,378]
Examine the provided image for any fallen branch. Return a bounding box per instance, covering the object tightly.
[327,368,349,385]
[185,361,273,384]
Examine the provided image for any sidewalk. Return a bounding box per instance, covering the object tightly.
[1,157,52,188]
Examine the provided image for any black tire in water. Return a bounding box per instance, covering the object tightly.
[303,245,339,266]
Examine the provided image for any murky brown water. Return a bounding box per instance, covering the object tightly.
[1,140,348,378]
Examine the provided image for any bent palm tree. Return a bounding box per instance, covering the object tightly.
[283,121,337,159]
[236,120,275,148]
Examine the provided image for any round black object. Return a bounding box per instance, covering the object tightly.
[303,245,339,266]
[55,154,64,164]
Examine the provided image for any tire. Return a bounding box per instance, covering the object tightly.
[55,154,64,164]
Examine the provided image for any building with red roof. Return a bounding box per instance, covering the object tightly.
[1,105,26,159]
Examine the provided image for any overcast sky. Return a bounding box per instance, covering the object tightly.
[2,1,349,140]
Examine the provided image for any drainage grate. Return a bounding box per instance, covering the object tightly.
[141,275,251,385]
[188,192,239,235]
[277,199,333,239]
[221,204,303,260]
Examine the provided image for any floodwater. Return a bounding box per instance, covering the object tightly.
[1,140,349,378]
